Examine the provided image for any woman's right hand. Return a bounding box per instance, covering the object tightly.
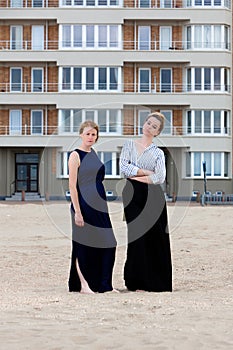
[137,168,154,176]
[75,211,84,227]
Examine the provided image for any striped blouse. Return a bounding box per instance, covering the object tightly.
[119,139,166,185]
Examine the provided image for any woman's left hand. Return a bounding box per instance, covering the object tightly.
[75,212,84,227]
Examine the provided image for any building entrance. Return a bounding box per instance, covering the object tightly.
[15,153,39,192]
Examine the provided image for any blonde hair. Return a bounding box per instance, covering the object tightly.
[145,112,165,133]
[79,120,99,141]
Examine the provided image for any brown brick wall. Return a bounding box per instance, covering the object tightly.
[124,0,133,7]
[172,26,183,49]
[0,65,58,92]
[173,68,182,93]
[47,66,58,92]
[123,22,134,50]
[173,110,183,135]
[0,67,9,92]
[22,110,30,135]
[47,109,58,135]
[48,25,59,50]
[123,108,134,135]
[0,25,10,49]
[0,108,58,135]
[123,65,134,92]
[0,110,8,135]
[0,23,58,50]
[123,65,183,93]
[123,23,182,51]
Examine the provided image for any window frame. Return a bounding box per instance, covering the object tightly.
[31,110,43,135]
[186,151,229,178]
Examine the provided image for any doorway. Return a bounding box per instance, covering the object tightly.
[15,154,39,192]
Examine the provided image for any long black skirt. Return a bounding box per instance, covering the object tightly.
[123,179,172,292]
[68,210,116,293]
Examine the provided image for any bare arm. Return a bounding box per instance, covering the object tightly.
[68,151,84,227]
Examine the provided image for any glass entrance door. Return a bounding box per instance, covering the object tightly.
[16,164,38,192]
[15,153,39,192]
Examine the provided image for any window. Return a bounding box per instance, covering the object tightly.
[214,68,221,90]
[10,68,22,92]
[59,152,71,178]
[11,0,23,7]
[86,25,95,47]
[59,110,82,133]
[109,109,119,132]
[62,68,71,90]
[160,110,172,134]
[160,69,172,92]
[9,110,22,135]
[187,67,229,92]
[160,27,172,50]
[86,68,95,89]
[97,152,120,177]
[61,67,120,91]
[110,68,118,90]
[32,0,44,7]
[32,26,44,50]
[204,153,211,176]
[139,69,150,92]
[194,68,201,90]
[138,26,150,50]
[62,25,71,47]
[98,110,107,132]
[99,68,107,90]
[160,0,172,7]
[204,111,211,133]
[31,110,43,135]
[74,68,82,90]
[109,26,119,48]
[74,25,82,47]
[59,109,121,134]
[186,152,229,177]
[186,152,191,177]
[214,153,222,176]
[186,110,229,135]
[138,110,151,134]
[98,26,107,48]
[32,68,43,92]
[61,0,121,5]
[60,25,120,49]
[139,0,150,8]
[213,111,221,133]
[186,25,230,50]
[10,26,23,50]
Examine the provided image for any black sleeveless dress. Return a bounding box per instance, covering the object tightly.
[68,149,117,293]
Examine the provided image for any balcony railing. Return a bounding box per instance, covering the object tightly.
[0,40,231,51]
[0,124,230,136]
[0,82,231,93]
[0,0,231,9]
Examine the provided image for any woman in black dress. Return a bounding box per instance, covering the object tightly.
[68,121,117,294]
[120,112,172,292]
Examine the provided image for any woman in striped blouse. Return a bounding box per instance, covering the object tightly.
[120,112,172,292]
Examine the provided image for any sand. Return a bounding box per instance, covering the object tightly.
[0,200,232,350]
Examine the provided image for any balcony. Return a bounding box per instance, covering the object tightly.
[0,124,230,137]
[0,82,231,93]
[0,39,231,51]
[0,0,231,9]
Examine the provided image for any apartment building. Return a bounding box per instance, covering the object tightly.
[0,0,232,201]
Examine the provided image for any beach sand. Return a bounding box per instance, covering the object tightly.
[0,201,232,350]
